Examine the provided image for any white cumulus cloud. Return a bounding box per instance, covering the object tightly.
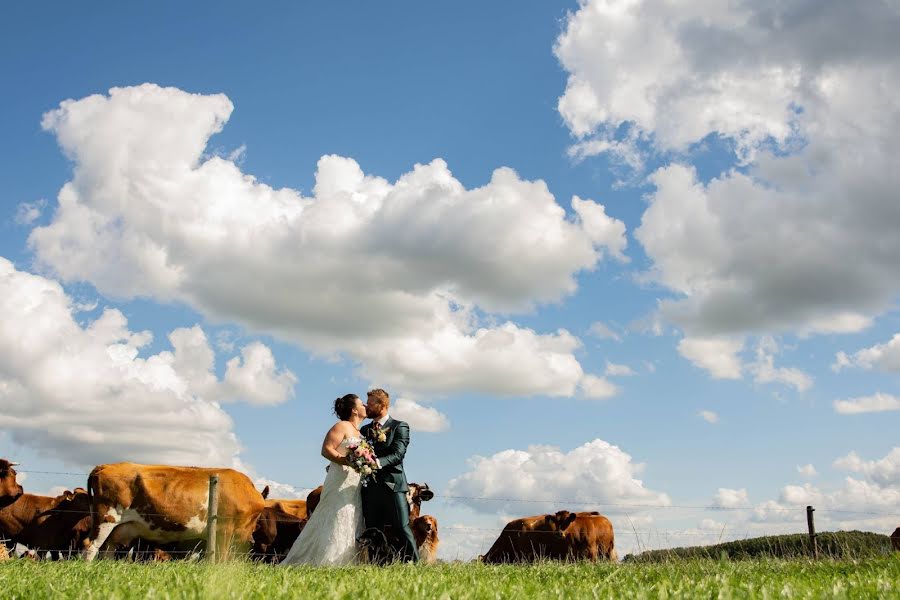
[557,0,900,338]
[447,439,670,515]
[833,393,900,415]
[677,337,743,379]
[712,488,749,509]
[31,83,625,399]
[0,257,294,467]
[797,464,817,478]
[833,448,900,488]
[604,361,635,377]
[832,334,900,373]
[390,398,450,433]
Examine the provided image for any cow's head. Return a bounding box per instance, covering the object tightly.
[0,459,24,500]
[542,511,577,538]
[406,483,434,519]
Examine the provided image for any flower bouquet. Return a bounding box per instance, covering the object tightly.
[346,438,379,486]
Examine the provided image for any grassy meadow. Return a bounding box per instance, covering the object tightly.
[1,557,898,599]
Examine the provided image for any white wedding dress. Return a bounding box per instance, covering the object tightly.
[279,437,364,567]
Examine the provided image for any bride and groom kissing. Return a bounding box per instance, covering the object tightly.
[279,388,420,566]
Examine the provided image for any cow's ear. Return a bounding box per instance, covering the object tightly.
[261,485,270,499]
[420,489,435,501]
[564,512,577,528]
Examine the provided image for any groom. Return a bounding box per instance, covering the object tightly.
[360,388,419,563]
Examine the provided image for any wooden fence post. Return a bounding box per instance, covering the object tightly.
[806,505,818,559]
[206,474,219,563]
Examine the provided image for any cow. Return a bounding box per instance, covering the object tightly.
[481,511,617,564]
[0,482,92,559]
[0,460,24,504]
[82,462,265,561]
[412,515,439,564]
[306,480,434,562]
[307,481,433,522]
[407,483,435,521]
[252,498,309,562]
[306,485,323,516]
[891,527,899,551]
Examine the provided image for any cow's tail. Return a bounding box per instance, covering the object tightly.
[608,546,618,563]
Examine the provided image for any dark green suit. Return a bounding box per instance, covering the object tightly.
[360,417,419,562]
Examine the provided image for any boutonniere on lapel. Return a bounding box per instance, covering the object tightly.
[371,422,388,443]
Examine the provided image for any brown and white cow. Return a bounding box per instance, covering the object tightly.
[252,498,308,562]
[481,511,617,563]
[306,481,433,523]
[412,515,439,564]
[82,462,265,561]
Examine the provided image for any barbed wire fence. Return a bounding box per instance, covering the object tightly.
[6,468,899,561]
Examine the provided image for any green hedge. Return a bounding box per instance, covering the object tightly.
[624,530,895,562]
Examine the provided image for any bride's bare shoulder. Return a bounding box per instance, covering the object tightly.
[328,420,353,434]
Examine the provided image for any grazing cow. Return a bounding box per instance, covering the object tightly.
[252,498,309,562]
[306,485,323,516]
[412,515,439,564]
[82,463,265,561]
[891,527,899,551]
[481,511,617,564]
[0,484,92,559]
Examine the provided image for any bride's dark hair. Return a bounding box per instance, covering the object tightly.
[333,394,359,421]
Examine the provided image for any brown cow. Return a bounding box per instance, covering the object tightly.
[307,482,433,522]
[82,462,265,561]
[305,485,323,517]
[412,515,439,564]
[0,481,91,559]
[481,511,616,563]
[252,498,308,562]
[0,460,24,503]
[891,527,899,551]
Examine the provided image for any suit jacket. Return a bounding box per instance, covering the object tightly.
[360,417,410,493]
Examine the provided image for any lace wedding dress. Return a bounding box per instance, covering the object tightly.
[279,437,364,567]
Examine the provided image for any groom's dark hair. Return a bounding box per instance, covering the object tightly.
[367,388,390,408]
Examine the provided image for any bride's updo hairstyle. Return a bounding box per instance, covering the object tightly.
[333,393,359,421]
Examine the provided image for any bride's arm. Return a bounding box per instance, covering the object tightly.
[321,423,349,465]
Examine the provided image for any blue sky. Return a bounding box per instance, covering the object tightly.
[2,1,898,558]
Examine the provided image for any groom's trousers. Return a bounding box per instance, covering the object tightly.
[362,485,419,562]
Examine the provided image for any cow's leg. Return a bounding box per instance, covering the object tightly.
[82,506,122,561]
[99,522,141,559]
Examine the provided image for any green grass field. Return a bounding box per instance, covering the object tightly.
[1,558,898,599]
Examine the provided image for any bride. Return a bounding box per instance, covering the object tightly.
[280,394,367,566]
